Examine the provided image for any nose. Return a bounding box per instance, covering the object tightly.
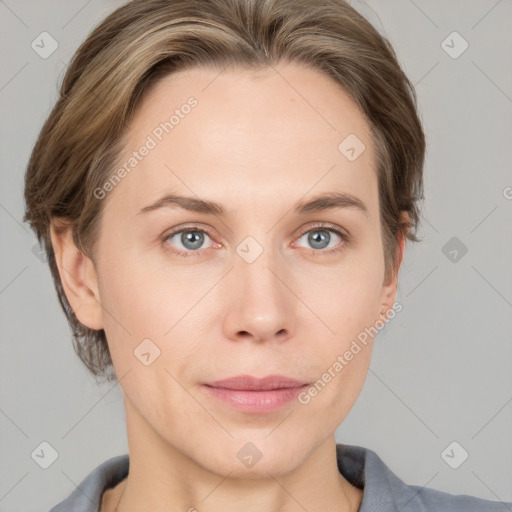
[222,245,296,344]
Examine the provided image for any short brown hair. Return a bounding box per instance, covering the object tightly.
[23,0,425,382]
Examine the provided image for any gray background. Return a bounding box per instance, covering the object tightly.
[1,0,511,510]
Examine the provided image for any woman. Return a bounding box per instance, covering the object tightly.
[23,0,510,511]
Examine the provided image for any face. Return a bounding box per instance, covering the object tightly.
[54,61,402,478]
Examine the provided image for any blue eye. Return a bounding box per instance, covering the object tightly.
[162,223,348,258]
[295,224,347,255]
[163,228,213,257]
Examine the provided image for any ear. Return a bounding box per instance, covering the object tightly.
[50,218,104,330]
[378,211,408,320]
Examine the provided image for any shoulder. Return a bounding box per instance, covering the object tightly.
[48,454,129,512]
[406,482,511,511]
[336,443,511,512]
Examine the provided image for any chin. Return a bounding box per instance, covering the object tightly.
[197,439,307,479]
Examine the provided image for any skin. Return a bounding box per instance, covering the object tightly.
[51,61,406,512]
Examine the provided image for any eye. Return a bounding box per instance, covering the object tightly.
[161,222,348,258]
[162,226,215,258]
[294,223,347,255]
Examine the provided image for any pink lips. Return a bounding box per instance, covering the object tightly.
[201,374,309,413]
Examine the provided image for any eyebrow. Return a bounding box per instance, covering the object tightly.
[136,191,368,218]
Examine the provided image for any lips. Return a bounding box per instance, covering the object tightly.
[200,375,310,413]
[203,374,309,391]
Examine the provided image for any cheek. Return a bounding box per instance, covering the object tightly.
[295,255,382,406]
[96,261,198,414]
[95,251,172,365]
[296,273,377,430]
[96,249,213,381]
[298,253,384,338]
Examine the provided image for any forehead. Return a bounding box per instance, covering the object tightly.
[105,61,379,221]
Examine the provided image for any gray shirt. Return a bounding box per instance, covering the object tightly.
[49,443,510,511]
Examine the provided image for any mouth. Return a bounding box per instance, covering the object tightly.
[201,374,310,413]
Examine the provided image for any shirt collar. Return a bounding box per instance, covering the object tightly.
[337,443,427,512]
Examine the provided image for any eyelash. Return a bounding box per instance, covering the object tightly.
[161,223,348,258]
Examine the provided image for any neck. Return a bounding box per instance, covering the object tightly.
[106,401,362,512]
